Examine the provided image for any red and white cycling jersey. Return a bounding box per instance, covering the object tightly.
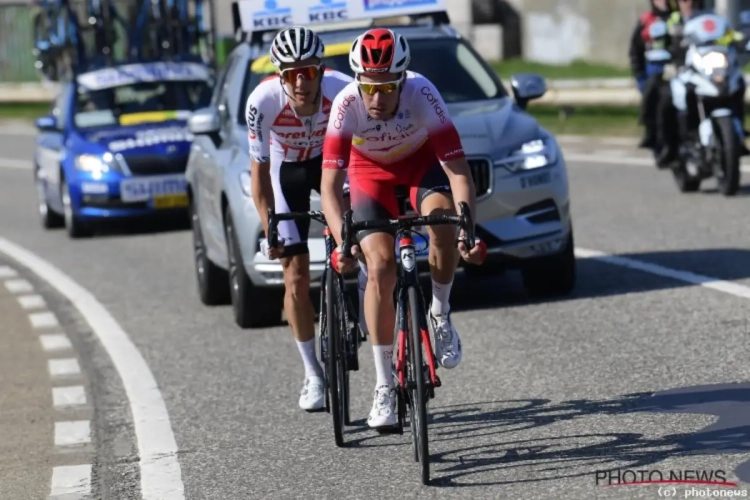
[245,69,352,164]
[322,71,465,171]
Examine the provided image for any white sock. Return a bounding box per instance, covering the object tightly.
[296,338,322,378]
[357,264,369,336]
[431,278,453,316]
[372,344,394,388]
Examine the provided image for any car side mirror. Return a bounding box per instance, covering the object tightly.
[510,73,547,110]
[188,107,222,147]
[189,107,221,135]
[35,115,57,132]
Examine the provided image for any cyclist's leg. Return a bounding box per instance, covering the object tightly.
[409,159,462,369]
[349,168,399,427]
[275,158,323,409]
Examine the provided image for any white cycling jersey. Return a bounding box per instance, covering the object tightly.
[244,69,353,164]
[322,71,465,171]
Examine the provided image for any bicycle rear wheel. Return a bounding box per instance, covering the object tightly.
[407,285,429,485]
[325,268,347,447]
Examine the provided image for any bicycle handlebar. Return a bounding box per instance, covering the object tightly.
[266,208,326,248]
[341,201,476,258]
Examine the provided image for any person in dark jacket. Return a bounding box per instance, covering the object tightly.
[655,0,748,166]
[629,0,676,149]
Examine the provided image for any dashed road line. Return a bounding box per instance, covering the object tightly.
[52,386,87,408]
[39,333,73,352]
[18,294,46,309]
[28,310,59,329]
[50,464,92,498]
[0,237,186,499]
[48,358,81,378]
[5,278,33,293]
[54,420,91,447]
[1,263,93,499]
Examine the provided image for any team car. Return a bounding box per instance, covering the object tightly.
[34,61,214,238]
[185,1,576,328]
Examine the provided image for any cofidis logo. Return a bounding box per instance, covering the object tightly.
[362,0,438,12]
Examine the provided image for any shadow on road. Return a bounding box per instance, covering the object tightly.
[423,382,750,487]
[447,248,750,314]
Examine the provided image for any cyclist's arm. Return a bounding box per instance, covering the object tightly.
[321,91,358,248]
[245,89,274,237]
[415,79,477,224]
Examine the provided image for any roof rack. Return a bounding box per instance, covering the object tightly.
[231,0,450,46]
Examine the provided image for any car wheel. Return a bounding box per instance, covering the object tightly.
[61,178,92,238]
[35,168,63,229]
[191,199,230,306]
[224,206,283,328]
[521,230,576,298]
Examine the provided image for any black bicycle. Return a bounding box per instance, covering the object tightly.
[266,208,364,448]
[341,201,477,485]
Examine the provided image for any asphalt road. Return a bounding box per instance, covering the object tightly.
[3,131,750,499]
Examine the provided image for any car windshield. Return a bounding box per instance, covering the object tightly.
[238,36,506,124]
[74,80,212,129]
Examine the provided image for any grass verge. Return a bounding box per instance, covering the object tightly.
[0,102,644,137]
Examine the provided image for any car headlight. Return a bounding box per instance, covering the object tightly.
[74,153,112,174]
[239,171,252,197]
[493,139,557,172]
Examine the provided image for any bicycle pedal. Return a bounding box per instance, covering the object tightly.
[375,424,402,435]
[434,376,442,387]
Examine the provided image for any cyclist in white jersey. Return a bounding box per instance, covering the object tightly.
[320,28,486,429]
[245,26,355,412]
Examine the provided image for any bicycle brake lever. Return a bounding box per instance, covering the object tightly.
[341,210,353,258]
[267,207,279,248]
[457,202,475,250]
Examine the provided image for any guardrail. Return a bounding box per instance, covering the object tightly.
[4,76,750,106]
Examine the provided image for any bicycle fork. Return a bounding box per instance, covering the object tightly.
[394,236,440,396]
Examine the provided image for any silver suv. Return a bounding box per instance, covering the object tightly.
[185,21,575,328]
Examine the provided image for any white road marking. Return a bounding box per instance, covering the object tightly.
[53,386,87,408]
[54,420,90,446]
[29,310,59,329]
[575,247,750,299]
[0,158,32,170]
[50,464,92,498]
[0,237,185,499]
[17,294,46,309]
[565,152,750,172]
[40,333,73,352]
[0,264,17,277]
[4,278,33,293]
[48,358,80,378]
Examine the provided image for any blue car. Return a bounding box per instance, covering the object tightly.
[33,61,214,238]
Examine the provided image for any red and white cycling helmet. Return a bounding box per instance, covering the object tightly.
[349,28,410,75]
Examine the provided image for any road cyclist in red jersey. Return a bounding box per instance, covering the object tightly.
[320,28,486,429]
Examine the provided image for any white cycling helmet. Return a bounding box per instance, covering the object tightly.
[349,28,410,75]
[270,27,324,68]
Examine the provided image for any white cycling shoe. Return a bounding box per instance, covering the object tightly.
[299,376,325,411]
[367,385,398,428]
[428,308,462,369]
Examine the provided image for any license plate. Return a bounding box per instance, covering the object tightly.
[120,174,186,203]
[152,193,188,209]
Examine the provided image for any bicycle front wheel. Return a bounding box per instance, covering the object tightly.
[325,269,345,447]
[407,285,429,485]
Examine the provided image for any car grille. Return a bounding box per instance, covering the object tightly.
[121,154,189,175]
[468,158,491,197]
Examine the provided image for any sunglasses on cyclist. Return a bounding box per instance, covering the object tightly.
[358,80,401,95]
[279,64,322,84]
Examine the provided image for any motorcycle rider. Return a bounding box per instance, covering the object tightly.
[629,0,676,149]
[656,0,748,166]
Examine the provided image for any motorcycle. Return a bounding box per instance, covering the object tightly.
[667,13,748,196]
